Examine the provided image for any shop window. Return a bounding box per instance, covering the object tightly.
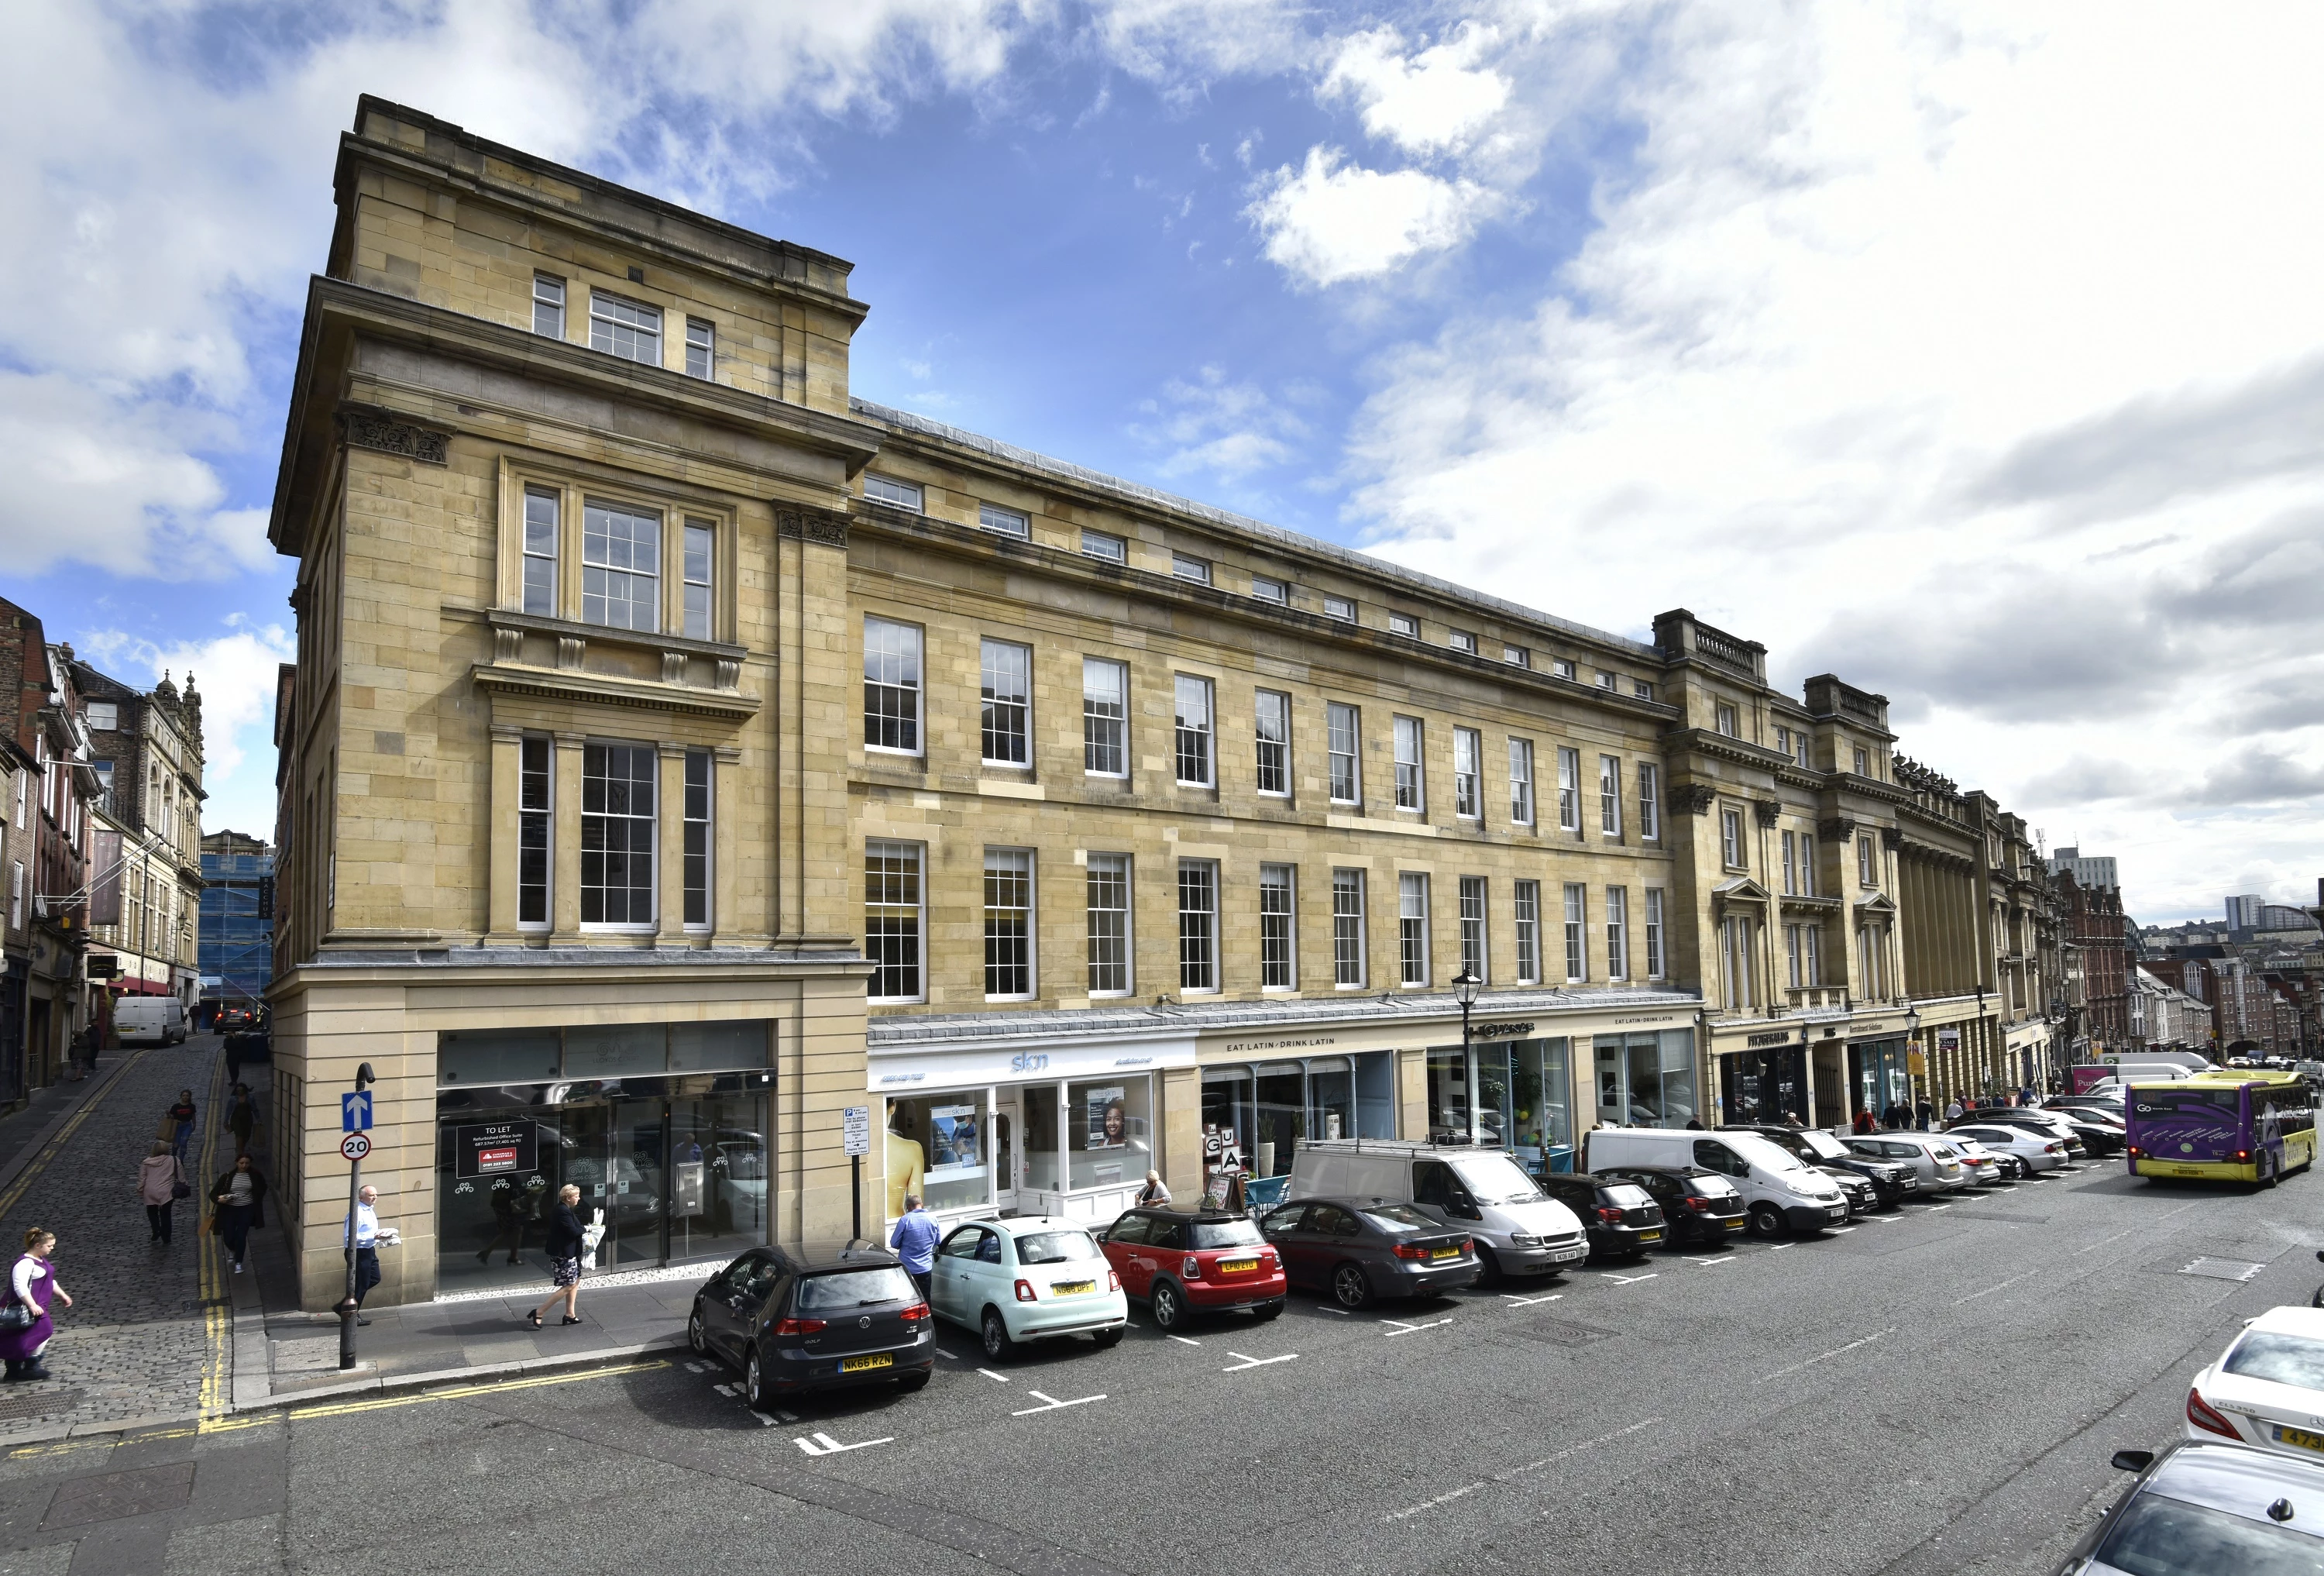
[437,1029,562,1086]
[1202,1068,1255,1195]
[565,1023,669,1078]
[1023,1082,1059,1191]
[887,1091,992,1212]
[1067,1075,1153,1189]
[1594,1029,1698,1128]
[1425,1049,1471,1142]
[1355,1051,1397,1139]
[1504,1038,1573,1172]
[1253,1062,1304,1178]
[1307,1057,1353,1142]
[670,1020,769,1072]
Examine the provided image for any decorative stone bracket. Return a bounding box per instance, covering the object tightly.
[776,506,848,548]
[1817,815,1856,844]
[1669,783,1719,817]
[341,407,449,466]
[1752,799,1781,828]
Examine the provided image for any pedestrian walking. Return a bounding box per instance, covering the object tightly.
[889,1192,941,1305]
[138,1141,188,1246]
[528,1184,586,1330]
[345,1183,388,1323]
[167,1089,197,1164]
[0,1228,72,1382]
[224,1034,246,1088]
[226,1084,256,1159]
[1915,1098,1933,1131]
[1134,1170,1171,1207]
[1944,1096,1964,1124]
[209,1154,268,1273]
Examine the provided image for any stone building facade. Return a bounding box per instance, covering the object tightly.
[266,98,2045,1309]
[0,607,98,1103]
[70,660,205,1019]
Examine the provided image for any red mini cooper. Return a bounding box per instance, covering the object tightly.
[1098,1207,1287,1333]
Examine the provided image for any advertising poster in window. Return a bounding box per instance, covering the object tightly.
[455,1122,538,1179]
[1085,1086,1127,1185]
[928,1103,985,1180]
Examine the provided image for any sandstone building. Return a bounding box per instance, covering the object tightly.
[266,99,2058,1309]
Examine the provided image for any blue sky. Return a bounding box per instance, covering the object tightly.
[7,2,2324,923]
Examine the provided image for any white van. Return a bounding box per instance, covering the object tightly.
[1583,1127,1849,1238]
[1287,1139,1589,1280]
[114,996,187,1046]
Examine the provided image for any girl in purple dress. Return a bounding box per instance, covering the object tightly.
[1,1227,70,1382]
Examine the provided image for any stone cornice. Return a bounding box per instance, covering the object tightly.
[470,660,761,721]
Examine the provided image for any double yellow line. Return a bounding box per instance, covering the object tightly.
[197,1042,229,1423]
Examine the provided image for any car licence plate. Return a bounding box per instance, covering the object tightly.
[1218,1258,1258,1275]
[1639,1230,1663,1242]
[841,1353,892,1373]
[2278,1424,2324,1454]
[1051,1280,1095,1296]
[1430,1247,1460,1261]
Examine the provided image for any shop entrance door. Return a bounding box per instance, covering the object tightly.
[992,1093,1021,1216]
[561,1100,669,1271]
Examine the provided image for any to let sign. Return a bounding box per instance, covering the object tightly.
[455,1123,538,1179]
[841,1105,871,1158]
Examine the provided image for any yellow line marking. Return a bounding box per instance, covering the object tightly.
[196,1044,229,1422]
[0,1048,153,1221]
[284,1358,672,1420]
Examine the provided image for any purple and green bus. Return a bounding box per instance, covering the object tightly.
[2125,1071,2316,1185]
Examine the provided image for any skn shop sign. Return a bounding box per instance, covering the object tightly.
[455,1123,538,1179]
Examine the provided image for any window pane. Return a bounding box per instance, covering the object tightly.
[518,736,551,926]
[1394,717,1423,810]
[1255,690,1290,795]
[1083,659,1126,775]
[981,640,1031,765]
[1081,529,1125,562]
[984,849,1033,996]
[864,474,923,511]
[1606,886,1628,979]
[1087,853,1130,994]
[1638,762,1661,840]
[864,618,923,752]
[1398,873,1428,987]
[1174,676,1213,785]
[1328,703,1360,803]
[1260,864,1295,989]
[865,841,923,1000]
[1514,880,1540,984]
[579,743,655,925]
[685,317,713,379]
[1600,755,1622,836]
[1332,870,1365,986]
[521,489,559,618]
[588,292,662,364]
[1178,862,1217,990]
[682,521,713,640]
[1459,876,1486,981]
[682,748,711,927]
[1645,889,1665,979]
[1172,553,1210,584]
[581,504,661,631]
[1563,883,1586,982]
[1557,748,1580,831]
[981,504,1030,539]
[532,274,565,338]
[1509,738,1534,824]
[1454,728,1480,819]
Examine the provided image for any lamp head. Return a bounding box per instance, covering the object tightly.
[1452,969,1481,1008]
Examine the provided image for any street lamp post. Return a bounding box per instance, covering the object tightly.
[1452,970,1482,1145]
[1905,1003,1923,1120]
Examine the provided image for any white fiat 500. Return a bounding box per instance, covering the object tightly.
[2186,1305,2324,1461]
[929,1217,1129,1361]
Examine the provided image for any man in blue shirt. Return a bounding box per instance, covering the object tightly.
[888,1192,942,1305]
[345,1185,385,1325]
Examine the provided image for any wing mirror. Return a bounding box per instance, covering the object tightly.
[2110,1450,2155,1473]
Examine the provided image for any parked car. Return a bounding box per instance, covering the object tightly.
[1098,1207,1286,1332]
[1585,1128,1848,1238]
[1734,1124,1918,1207]
[1842,1133,1971,1193]
[1590,1164,1745,1247]
[1949,1122,2068,1177]
[687,1240,933,1406]
[1257,1197,1479,1309]
[1287,1139,1587,1282]
[2053,1440,2324,1573]
[1535,1174,1666,1259]
[1725,1126,1893,1213]
[1944,1137,2011,1185]
[2184,1305,2324,1461]
[1963,1108,2099,1159]
[930,1217,1128,1361]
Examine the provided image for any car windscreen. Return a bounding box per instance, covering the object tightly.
[1600,1185,1654,1208]
[1692,1173,1739,1196]
[794,1267,917,1311]
[1723,1132,1810,1174]
[1796,1130,1849,1161]
[1188,1219,1263,1249]
[1359,1203,1437,1233]
[2226,1332,2324,1392]
[2094,1487,2324,1576]
[1013,1230,1102,1265]
[2130,1090,2243,1123]
[1449,1154,1547,1205]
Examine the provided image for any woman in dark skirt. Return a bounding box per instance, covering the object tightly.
[528,1184,586,1330]
[2,1227,73,1382]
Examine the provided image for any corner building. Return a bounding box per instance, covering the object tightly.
[268,99,2035,1309]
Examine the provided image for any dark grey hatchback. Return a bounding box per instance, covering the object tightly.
[1258,1198,1479,1309]
[689,1240,934,1407]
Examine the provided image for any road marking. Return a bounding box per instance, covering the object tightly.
[1953,1269,2040,1306]
[282,1359,674,1422]
[976,1368,1010,1383]
[1316,1306,1351,1315]
[1865,1216,1897,1224]
[775,1410,799,1423]
[1602,1272,1659,1285]
[1693,1256,1737,1267]
[1222,1351,1298,1372]
[794,1430,892,1456]
[712,1383,738,1397]
[1753,1328,1894,1385]
[1501,1292,1565,1306]
[1926,1205,1952,1213]
[1828,1226,1856,1235]
[1765,1244,1789,1251]
[1165,1334,1202,1347]
[1380,1316,1455,1337]
[684,1361,708,1373]
[934,1348,966,1361]
[1387,1418,1661,1520]
[1012,1389,1106,1416]
[756,1413,778,1427]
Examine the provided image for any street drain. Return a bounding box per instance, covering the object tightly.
[1503,1319,1618,1348]
[2181,1258,2266,1282]
[0,1387,82,1421]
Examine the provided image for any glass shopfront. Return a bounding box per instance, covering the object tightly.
[883,1072,1156,1222]
[1849,1037,1913,1119]
[434,1020,773,1298]
[1595,1030,1700,1127]
[1721,1044,1808,1126]
[1428,1039,1576,1169]
[1202,1053,1394,1190]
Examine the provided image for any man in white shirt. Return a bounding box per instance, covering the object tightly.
[345,1185,385,1325]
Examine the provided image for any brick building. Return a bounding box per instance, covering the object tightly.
[0,606,100,1102]
[2055,871,2127,1053]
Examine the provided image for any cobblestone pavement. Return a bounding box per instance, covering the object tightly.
[0,1038,228,1439]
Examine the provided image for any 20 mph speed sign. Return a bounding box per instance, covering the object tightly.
[340,1132,373,1162]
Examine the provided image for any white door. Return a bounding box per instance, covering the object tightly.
[993,1094,1021,1216]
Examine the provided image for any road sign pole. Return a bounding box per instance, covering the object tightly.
[841,1105,872,1245]
[852,1154,863,1243]
[338,1062,376,1371]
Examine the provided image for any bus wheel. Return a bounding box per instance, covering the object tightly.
[2264,1155,2281,1189]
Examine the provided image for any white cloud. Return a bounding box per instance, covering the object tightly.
[1340,1,2324,917]
[1322,23,1511,157]
[79,620,297,839]
[1244,146,1495,287]
[1131,366,1314,479]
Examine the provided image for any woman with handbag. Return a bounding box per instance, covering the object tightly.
[527,1184,587,1330]
[0,1227,71,1382]
[208,1154,268,1275]
[137,1141,189,1245]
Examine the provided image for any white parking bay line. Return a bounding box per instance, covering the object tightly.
[1501,1292,1564,1306]
[712,1383,738,1397]
[1316,1306,1352,1316]
[1165,1334,1202,1347]
[684,1361,708,1373]
[1693,1256,1738,1267]
[935,1348,966,1361]
[1601,1271,1659,1285]
[1752,1327,1896,1385]
[1387,1418,1661,1521]
[1012,1389,1107,1416]
[775,1411,799,1423]
[1828,1227,1856,1234]
[1222,1351,1298,1372]
[1380,1316,1456,1337]
[1952,1269,2039,1306]
[976,1368,1010,1383]
[794,1431,894,1457]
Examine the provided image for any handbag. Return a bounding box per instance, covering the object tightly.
[0,1302,33,1333]
[171,1180,193,1200]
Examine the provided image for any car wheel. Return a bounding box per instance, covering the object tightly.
[1330,1262,1372,1309]
[1090,1327,1124,1349]
[687,1306,709,1357]
[895,1370,930,1392]
[1253,1299,1284,1322]
[1473,1245,1504,1286]
[1748,1203,1787,1240]
[980,1307,1018,1361]
[743,1346,768,1410]
[1150,1279,1188,1333]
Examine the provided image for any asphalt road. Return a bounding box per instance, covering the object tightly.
[2,1154,2318,1575]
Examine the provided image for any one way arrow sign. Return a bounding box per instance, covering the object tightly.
[342,1091,373,1133]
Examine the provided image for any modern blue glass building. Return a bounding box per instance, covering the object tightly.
[199,830,272,1021]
